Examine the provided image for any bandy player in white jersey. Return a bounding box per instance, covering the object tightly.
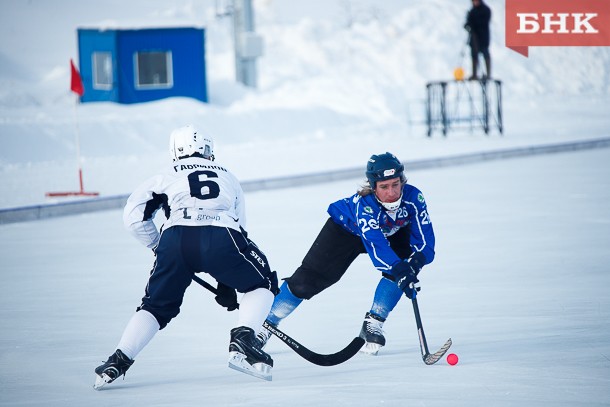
[94,125,278,389]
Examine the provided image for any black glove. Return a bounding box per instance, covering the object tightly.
[215,282,238,311]
[392,253,425,299]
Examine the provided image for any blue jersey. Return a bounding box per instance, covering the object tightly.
[327,184,435,274]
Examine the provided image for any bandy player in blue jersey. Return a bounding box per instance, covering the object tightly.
[257,152,436,355]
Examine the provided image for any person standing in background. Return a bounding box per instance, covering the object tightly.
[464,0,492,80]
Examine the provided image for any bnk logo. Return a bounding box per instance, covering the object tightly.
[517,13,598,34]
[506,0,610,57]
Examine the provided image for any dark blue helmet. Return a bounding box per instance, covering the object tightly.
[366,152,405,189]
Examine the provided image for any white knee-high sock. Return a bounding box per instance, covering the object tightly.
[237,288,274,331]
[116,310,160,360]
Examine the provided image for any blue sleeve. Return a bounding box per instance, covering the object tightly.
[403,185,435,265]
[356,197,403,272]
[327,196,359,235]
[328,194,401,272]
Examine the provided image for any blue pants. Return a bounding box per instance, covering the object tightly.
[139,225,276,329]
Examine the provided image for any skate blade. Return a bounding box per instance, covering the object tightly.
[93,373,111,390]
[359,342,382,356]
[228,352,272,381]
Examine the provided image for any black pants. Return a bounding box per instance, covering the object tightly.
[139,225,276,329]
[470,34,491,77]
[287,218,411,300]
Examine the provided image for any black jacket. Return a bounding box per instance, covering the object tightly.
[465,2,491,49]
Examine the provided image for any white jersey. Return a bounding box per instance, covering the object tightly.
[123,156,246,248]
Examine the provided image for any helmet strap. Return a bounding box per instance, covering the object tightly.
[377,194,402,211]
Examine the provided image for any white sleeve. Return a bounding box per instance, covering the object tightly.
[235,182,247,232]
[122,175,165,248]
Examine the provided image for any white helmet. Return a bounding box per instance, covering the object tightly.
[169,124,214,161]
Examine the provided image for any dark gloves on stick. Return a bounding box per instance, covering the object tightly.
[392,253,425,299]
[215,282,239,311]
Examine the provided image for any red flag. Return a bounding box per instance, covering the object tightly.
[70,59,84,96]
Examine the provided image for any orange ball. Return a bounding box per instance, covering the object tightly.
[447,353,459,365]
[453,67,465,81]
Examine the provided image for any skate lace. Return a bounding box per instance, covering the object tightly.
[257,328,272,346]
[365,318,384,336]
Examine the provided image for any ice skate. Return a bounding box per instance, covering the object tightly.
[359,312,386,356]
[228,326,273,381]
[93,349,134,390]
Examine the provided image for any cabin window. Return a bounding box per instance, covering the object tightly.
[135,51,173,89]
[92,52,113,90]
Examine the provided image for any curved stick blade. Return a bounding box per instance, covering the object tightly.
[423,338,453,365]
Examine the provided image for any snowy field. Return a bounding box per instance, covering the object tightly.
[1,0,610,209]
[1,0,610,405]
[1,147,610,406]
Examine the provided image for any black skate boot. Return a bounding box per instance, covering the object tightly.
[359,312,386,355]
[93,349,134,390]
[228,326,273,381]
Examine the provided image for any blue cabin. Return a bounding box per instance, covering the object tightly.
[77,27,207,104]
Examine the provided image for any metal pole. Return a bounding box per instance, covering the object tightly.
[426,84,432,137]
[73,95,84,193]
[497,80,503,135]
[232,0,258,87]
[481,80,489,135]
[441,82,447,136]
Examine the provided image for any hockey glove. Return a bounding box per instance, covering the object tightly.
[392,253,425,299]
[215,282,239,311]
